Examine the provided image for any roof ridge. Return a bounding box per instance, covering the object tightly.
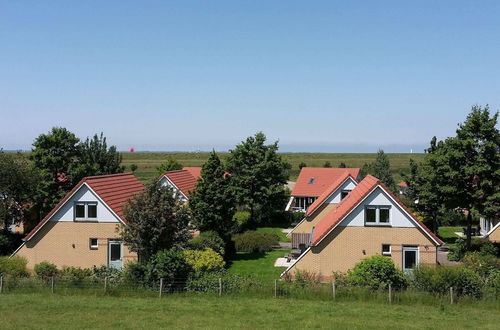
[83,173,134,181]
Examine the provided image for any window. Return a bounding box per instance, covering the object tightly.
[308,177,315,184]
[382,244,391,256]
[89,238,98,250]
[74,202,98,221]
[364,206,391,225]
[341,190,351,200]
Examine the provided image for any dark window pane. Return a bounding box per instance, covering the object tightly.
[404,250,417,269]
[90,238,98,249]
[382,244,390,253]
[75,204,85,218]
[341,191,349,200]
[366,208,376,222]
[380,208,390,223]
[87,204,97,218]
[110,243,121,261]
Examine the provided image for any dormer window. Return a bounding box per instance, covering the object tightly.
[74,202,98,221]
[309,177,315,184]
[341,190,351,200]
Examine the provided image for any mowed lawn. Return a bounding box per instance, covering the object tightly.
[438,226,462,246]
[1,293,499,329]
[228,249,290,282]
[121,152,425,183]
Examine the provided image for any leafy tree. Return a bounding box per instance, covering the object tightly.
[225,132,291,224]
[120,184,191,261]
[156,157,183,176]
[30,127,81,215]
[338,162,347,168]
[130,164,138,173]
[298,162,307,170]
[323,161,332,168]
[0,151,38,229]
[189,151,235,239]
[76,133,123,180]
[364,150,397,192]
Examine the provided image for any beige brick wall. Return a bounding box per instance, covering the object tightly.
[287,226,437,281]
[15,221,137,269]
[291,203,338,235]
[488,226,500,243]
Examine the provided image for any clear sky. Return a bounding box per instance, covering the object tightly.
[1,1,499,152]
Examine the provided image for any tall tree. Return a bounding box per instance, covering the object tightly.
[225,132,291,224]
[120,184,191,261]
[338,162,347,168]
[156,157,183,176]
[323,161,332,168]
[189,151,235,239]
[30,127,81,216]
[76,133,123,181]
[364,150,397,192]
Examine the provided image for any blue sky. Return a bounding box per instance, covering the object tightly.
[1,1,499,152]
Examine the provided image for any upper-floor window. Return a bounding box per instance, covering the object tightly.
[341,190,351,200]
[365,206,391,225]
[74,202,98,221]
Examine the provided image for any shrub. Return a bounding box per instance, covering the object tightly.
[483,270,500,299]
[449,237,500,261]
[347,255,407,290]
[122,261,147,285]
[233,211,250,227]
[289,211,305,226]
[145,249,192,284]
[188,231,225,256]
[480,241,499,257]
[59,266,92,285]
[0,256,28,278]
[461,252,500,280]
[413,265,482,298]
[91,265,123,284]
[34,261,58,280]
[294,270,322,286]
[233,231,279,253]
[183,248,225,275]
[0,231,23,256]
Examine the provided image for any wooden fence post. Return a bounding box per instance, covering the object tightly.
[104,277,108,293]
[332,281,336,300]
[159,278,163,299]
[450,287,454,304]
[274,279,277,298]
[388,284,392,304]
[218,278,222,297]
[0,276,3,294]
[51,276,55,294]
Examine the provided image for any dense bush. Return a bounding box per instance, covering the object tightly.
[59,266,92,284]
[412,265,482,298]
[91,265,123,284]
[461,252,500,280]
[0,256,28,277]
[449,237,500,261]
[34,261,58,280]
[289,211,305,226]
[183,248,225,275]
[0,231,23,256]
[188,231,225,256]
[145,249,192,284]
[346,255,407,290]
[233,231,279,253]
[233,211,250,227]
[122,261,147,285]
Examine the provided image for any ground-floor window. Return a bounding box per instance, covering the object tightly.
[89,238,98,250]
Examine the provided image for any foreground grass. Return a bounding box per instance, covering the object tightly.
[0,293,498,329]
[121,152,424,182]
[228,249,290,282]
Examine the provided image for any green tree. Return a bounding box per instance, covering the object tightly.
[0,151,38,229]
[298,162,307,170]
[120,184,191,261]
[323,161,332,168]
[364,150,397,192]
[30,127,81,215]
[225,132,291,224]
[76,133,123,180]
[156,157,183,176]
[130,164,138,173]
[338,162,347,168]
[189,151,235,239]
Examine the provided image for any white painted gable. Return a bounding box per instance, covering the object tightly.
[158,176,187,202]
[325,177,358,204]
[49,184,121,223]
[339,186,418,228]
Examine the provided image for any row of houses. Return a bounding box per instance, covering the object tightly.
[10,166,500,279]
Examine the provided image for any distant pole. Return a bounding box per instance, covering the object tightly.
[159,278,163,299]
[332,281,336,300]
[218,278,222,297]
[450,287,454,305]
[0,276,3,294]
[104,277,108,293]
[274,279,277,298]
[51,276,55,294]
[388,284,392,304]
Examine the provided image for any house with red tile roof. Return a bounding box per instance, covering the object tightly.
[12,173,144,269]
[158,167,202,201]
[285,167,361,212]
[282,175,442,281]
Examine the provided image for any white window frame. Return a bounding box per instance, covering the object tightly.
[382,244,391,256]
[89,238,98,250]
[74,202,98,221]
[365,206,391,226]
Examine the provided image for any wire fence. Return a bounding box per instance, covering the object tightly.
[0,275,497,306]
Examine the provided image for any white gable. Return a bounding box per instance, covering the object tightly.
[325,177,358,204]
[158,176,188,202]
[49,184,121,223]
[339,186,418,228]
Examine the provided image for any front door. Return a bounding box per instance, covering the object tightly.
[108,240,123,269]
[402,246,419,273]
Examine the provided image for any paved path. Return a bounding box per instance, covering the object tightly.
[437,247,461,266]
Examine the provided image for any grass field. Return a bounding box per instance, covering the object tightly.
[438,226,462,246]
[121,152,425,183]
[0,293,498,329]
[228,248,290,282]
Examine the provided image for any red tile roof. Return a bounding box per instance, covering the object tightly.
[24,173,144,241]
[310,175,442,246]
[305,173,356,217]
[398,181,408,187]
[291,168,361,197]
[162,167,202,198]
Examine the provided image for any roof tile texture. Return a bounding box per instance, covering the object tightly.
[291,167,361,197]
